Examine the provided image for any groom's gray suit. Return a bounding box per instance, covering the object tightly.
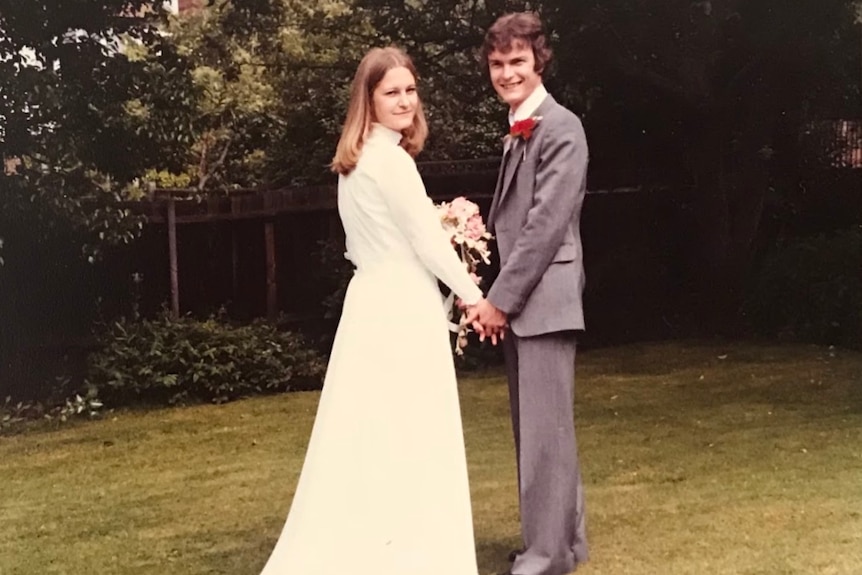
[486,93,589,575]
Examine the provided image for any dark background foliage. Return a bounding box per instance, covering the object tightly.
[1,0,859,408]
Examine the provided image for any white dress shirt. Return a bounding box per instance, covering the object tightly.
[509,83,549,126]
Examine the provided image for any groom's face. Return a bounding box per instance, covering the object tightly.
[487,41,542,112]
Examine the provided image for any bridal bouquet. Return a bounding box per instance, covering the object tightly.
[436,196,493,355]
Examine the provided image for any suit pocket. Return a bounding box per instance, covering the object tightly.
[552,243,577,262]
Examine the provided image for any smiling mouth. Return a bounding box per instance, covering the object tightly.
[500,81,522,89]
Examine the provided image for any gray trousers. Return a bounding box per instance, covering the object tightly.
[503,331,588,575]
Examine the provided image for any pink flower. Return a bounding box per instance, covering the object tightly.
[450,196,478,217]
[465,214,486,241]
[434,195,495,356]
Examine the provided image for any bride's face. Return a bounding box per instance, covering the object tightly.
[372,66,418,132]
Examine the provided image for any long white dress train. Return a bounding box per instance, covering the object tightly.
[259,124,484,575]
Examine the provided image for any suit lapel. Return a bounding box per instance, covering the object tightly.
[493,94,559,213]
[498,138,524,206]
[487,146,508,229]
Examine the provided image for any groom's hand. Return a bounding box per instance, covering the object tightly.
[466,298,508,345]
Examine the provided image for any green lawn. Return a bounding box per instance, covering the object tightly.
[2,340,861,575]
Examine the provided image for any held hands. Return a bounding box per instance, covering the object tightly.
[465,298,508,346]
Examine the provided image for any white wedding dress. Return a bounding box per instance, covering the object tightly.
[259,124,483,575]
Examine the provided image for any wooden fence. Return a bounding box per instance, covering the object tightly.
[122,161,687,333]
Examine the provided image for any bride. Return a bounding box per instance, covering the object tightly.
[258,46,492,575]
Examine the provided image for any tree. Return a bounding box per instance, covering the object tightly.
[554,0,860,319]
[0,0,182,256]
[0,0,179,396]
[311,0,515,161]
[325,0,860,323]
[124,0,365,188]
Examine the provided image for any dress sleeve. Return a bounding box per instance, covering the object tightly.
[372,148,483,306]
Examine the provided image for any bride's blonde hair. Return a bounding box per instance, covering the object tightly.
[331,47,428,176]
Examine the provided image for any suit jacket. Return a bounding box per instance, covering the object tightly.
[486,94,588,337]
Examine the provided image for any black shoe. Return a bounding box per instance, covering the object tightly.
[507,548,524,562]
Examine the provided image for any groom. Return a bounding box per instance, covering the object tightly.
[467,11,589,575]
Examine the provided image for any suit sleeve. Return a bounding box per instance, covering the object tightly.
[373,149,484,306]
[487,116,588,315]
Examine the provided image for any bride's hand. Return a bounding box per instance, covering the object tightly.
[465,298,508,345]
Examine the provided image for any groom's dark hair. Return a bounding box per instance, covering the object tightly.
[480,12,553,74]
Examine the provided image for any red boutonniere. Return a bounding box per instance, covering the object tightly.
[509,116,542,140]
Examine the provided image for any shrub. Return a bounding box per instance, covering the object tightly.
[745,227,861,349]
[86,311,326,406]
[1,383,104,433]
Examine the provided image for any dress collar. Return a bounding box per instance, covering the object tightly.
[509,84,549,125]
[369,122,404,145]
